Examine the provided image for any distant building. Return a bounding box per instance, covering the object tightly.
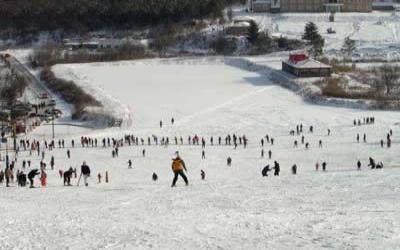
[225,21,251,36]
[63,41,99,51]
[250,0,271,12]
[63,38,145,51]
[372,0,400,10]
[249,0,373,13]
[282,52,332,77]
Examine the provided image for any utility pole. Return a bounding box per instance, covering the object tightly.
[5,138,9,168]
[12,122,16,151]
[1,132,8,168]
[52,106,55,139]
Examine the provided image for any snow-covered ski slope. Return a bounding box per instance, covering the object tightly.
[1,57,400,249]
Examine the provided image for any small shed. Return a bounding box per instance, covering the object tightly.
[251,0,271,12]
[282,53,332,77]
[225,21,251,36]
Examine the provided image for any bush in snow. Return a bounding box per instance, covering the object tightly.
[39,68,101,120]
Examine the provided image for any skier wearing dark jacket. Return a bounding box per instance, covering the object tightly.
[64,167,74,186]
[322,162,327,171]
[357,160,361,170]
[262,165,270,177]
[292,164,297,175]
[273,161,280,176]
[81,161,91,186]
[28,169,40,188]
[368,157,376,169]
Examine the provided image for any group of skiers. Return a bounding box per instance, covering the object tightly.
[0,159,92,188]
[353,117,375,126]
[159,117,175,128]
[262,161,281,177]
[0,116,394,189]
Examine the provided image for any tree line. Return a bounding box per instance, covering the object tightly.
[0,0,229,34]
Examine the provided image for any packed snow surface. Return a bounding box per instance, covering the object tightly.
[2,58,400,249]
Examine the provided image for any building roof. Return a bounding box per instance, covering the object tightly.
[253,0,271,3]
[284,58,332,69]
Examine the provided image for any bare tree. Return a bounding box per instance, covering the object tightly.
[341,36,356,61]
[227,7,233,22]
[374,65,400,96]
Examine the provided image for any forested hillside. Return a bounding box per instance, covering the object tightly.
[0,0,244,34]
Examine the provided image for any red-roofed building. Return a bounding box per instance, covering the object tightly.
[282,52,332,77]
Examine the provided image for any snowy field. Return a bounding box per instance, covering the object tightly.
[235,11,400,60]
[1,58,400,249]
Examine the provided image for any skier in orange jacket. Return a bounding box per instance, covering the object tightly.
[171,151,188,187]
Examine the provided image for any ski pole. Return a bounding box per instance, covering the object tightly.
[77,172,82,186]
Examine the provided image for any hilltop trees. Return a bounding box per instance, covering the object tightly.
[0,0,226,35]
[302,22,325,56]
[247,20,260,44]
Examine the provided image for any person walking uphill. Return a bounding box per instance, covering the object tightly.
[80,161,91,187]
[171,152,189,187]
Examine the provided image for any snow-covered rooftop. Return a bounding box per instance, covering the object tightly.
[284,58,332,69]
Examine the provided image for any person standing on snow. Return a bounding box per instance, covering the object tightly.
[50,156,55,170]
[322,162,327,172]
[0,170,4,184]
[227,157,232,166]
[273,161,280,176]
[292,164,297,175]
[40,169,47,187]
[80,161,91,187]
[128,160,133,169]
[5,167,12,187]
[171,152,189,187]
[357,160,362,170]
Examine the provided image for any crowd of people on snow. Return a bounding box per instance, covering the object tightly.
[353,117,375,126]
[0,116,396,189]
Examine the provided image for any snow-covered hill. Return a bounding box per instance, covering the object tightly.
[1,57,398,249]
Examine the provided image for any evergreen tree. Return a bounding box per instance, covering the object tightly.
[303,22,325,56]
[247,20,259,44]
[277,36,288,49]
[341,36,356,60]
[311,35,325,57]
[251,31,272,54]
[302,22,319,41]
